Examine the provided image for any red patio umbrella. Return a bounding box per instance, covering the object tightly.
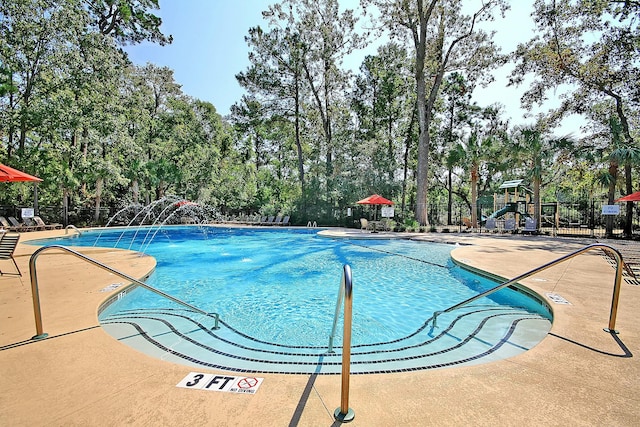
[356,194,394,220]
[0,163,43,214]
[356,194,394,206]
[0,163,42,182]
[616,191,640,202]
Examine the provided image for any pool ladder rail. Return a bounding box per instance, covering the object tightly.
[328,264,355,423]
[27,244,220,340]
[64,224,82,235]
[429,243,627,334]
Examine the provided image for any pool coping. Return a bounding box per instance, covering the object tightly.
[1,227,639,425]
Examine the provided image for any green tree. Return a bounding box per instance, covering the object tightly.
[511,126,574,231]
[511,0,638,163]
[364,0,508,225]
[600,117,640,237]
[0,0,88,156]
[236,24,306,198]
[264,0,364,202]
[439,72,472,224]
[351,42,413,200]
[86,0,172,45]
[457,106,509,227]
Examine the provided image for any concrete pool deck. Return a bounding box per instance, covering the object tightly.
[1,227,639,426]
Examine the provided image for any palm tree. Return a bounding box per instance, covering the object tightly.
[605,117,640,237]
[445,144,465,225]
[513,126,573,232]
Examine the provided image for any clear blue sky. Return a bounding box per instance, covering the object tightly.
[125,1,580,134]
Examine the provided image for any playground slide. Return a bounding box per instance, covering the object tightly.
[487,205,513,220]
[483,202,532,225]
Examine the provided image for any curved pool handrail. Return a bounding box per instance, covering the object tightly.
[430,243,626,333]
[28,244,219,340]
[65,225,81,235]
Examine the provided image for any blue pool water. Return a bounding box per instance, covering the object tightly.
[33,227,551,348]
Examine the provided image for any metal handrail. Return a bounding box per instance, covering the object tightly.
[327,270,345,353]
[28,244,219,340]
[331,264,355,423]
[430,243,625,333]
[65,225,81,235]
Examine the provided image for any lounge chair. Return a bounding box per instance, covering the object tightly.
[33,216,62,230]
[242,215,260,225]
[24,217,44,231]
[281,216,290,226]
[0,216,21,232]
[261,216,275,225]
[271,216,283,226]
[0,232,21,276]
[7,216,34,232]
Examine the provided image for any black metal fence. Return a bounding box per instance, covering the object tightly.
[2,198,639,238]
[0,205,111,228]
[425,200,640,238]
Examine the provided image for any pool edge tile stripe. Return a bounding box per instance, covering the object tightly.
[100,307,551,375]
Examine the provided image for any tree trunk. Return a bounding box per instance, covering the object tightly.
[471,164,478,228]
[624,163,633,237]
[94,177,103,222]
[415,63,429,225]
[447,167,453,225]
[606,162,618,238]
[132,180,139,204]
[533,177,541,231]
[401,107,416,217]
[294,69,304,193]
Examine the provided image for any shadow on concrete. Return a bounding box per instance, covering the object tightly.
[549,331,633,358]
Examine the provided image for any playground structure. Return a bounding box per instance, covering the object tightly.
[480,180,534,232]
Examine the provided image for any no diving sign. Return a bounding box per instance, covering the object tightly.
[177,372,264,394]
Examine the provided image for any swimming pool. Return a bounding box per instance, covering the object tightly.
[34,226,552,374]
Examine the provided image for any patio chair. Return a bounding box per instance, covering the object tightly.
[261,216,275,225]
[522,218,537,234]
[0,232,21,276]
[33,216,62,230]
[0,216,21,232]
[24,217,44,231]
[243,214,260,225]
[379,218,394,231]
[485,218,497,232]
[504,218,516,233]
[360,218,370,232]
[7,216,34,232]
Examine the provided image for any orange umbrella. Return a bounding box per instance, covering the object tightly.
[356,194,394,220]
[616,191,640,202]
[0,163,42,182]
[0,163,42,214]
[356,194,394,205]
